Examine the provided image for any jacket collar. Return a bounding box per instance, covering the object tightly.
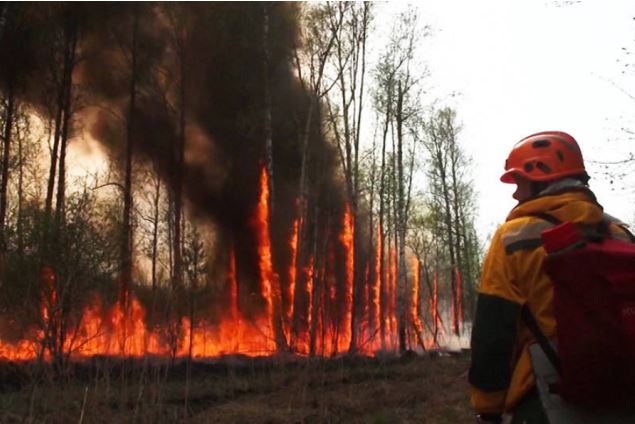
[506,180,604,224]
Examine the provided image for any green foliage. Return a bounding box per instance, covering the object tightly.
[0,188,120,330]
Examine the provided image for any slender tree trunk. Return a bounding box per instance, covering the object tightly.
[120,9,139,309]
[378,103,390,351]
[0,83,15,286]
[54,30,77,231]
[440,168,458,336]
[450,153,465,336]
[367,140,377,340]
[261,3,287,352]
[16,111,24,257]
[172,37,186,292]
[395,81,408,353]
[151,176,161,292]
[262,4,274,208]
[349,3,369,354]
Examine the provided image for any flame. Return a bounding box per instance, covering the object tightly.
[0,167,445,361]
[228,242,239,321]
[410,257,423,333]
[40,266,57,327]
[254,165,280,343]
[293,255,314,354]
[430,270,447,345]
[286,217,299,338]
[372,224,382,343]
[409,257,428,350]
[339,203,354,351]
[389,247,397,340]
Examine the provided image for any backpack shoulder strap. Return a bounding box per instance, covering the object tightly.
[530,212,561,226]
[533,212,614,241]
[521,304,562,374]
[520,212,562,373]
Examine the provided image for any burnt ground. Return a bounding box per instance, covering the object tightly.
[0,351,473,423]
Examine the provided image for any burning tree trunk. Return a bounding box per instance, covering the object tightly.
[259,4,288,352]
[262,3,275,210]
[256,166,287,351]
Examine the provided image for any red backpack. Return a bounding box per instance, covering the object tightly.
[523,214,635,408]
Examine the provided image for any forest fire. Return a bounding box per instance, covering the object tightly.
[0,3,478,369]
[0,167,449,362]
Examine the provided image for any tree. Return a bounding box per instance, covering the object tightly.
[323,1,373,354]
[420,107,478,337]
[0,3,38,286]
[370,5,426,352]
[291,2,340,351]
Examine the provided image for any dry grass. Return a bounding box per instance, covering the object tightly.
[0,352,472,423]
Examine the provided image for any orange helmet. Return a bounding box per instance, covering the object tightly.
[500,131,586,184]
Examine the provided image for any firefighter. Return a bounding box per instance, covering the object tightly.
[468,131,632,423]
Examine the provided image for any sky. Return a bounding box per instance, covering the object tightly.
[378,0,635,242]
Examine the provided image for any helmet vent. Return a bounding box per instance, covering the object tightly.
[536,161,551,174]
[532,139,551,148]
[556,150,564,162]
[524,162,534,172]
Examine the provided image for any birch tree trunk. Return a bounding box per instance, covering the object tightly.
[262,3,287,352]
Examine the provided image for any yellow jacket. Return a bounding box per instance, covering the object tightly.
[468,186,631,414]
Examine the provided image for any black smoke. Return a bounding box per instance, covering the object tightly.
[0,2,359,323]
[79,3,350,313]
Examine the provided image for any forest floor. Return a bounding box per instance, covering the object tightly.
[0,350,473,423]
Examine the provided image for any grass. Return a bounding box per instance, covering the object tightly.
[0,352,473,423]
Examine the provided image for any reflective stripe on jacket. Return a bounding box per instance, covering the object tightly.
[468,188,632,414]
